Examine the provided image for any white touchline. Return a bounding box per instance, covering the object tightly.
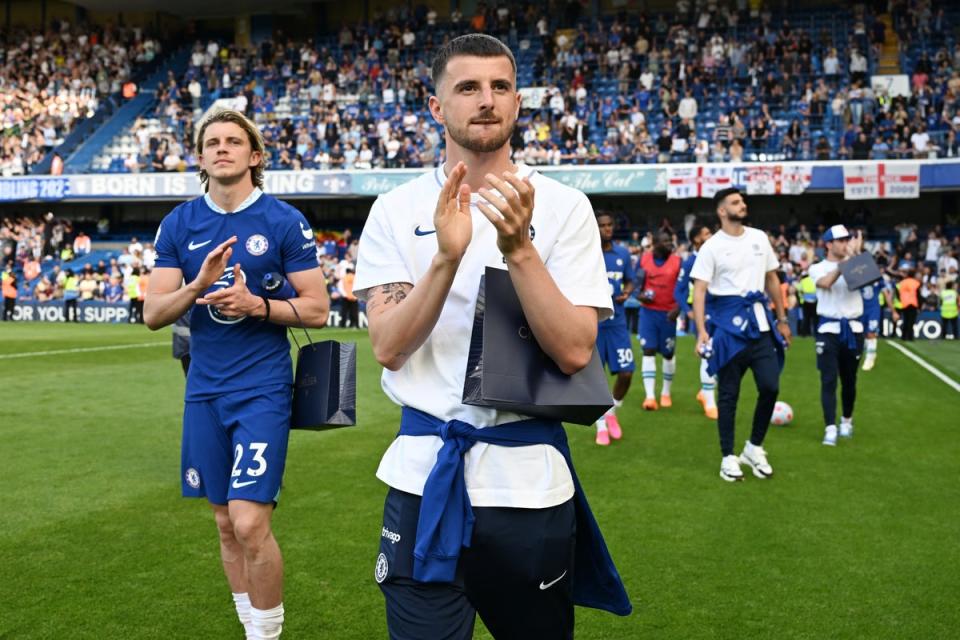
[0,342,168,360]
[888,341,960,393]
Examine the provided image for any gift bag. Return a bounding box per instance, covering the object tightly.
[284,301,357,430]
[462,267,613,425]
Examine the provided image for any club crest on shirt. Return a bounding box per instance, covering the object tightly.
[375,552,389,583]
[246,234,269,256]
[185,468,201,489]
[732,315,744,327]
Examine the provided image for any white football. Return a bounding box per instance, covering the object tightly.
[771,401,794,426]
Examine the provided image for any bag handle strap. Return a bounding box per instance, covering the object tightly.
[284,299,314,350]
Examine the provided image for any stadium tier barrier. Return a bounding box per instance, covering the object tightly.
[7,301,947,339]
[10,299,368,328]
[2,159,960,201]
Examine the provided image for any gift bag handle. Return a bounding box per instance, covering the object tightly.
[283,299,315,351]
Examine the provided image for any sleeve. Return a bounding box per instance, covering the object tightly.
[764,233,779,272]
[352,196,412,301]
[622,246,636,285]
[281,208,321,274]
[153,211,181,269]
[545,192,614,321]
[689,243,714,283]
[675,256,692,313]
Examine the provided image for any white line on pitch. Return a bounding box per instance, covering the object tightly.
[887,341,960,393]
[0,341,168,360]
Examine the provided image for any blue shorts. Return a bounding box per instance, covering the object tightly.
[597,322,635,373]
[639,308,677,356]
[860,308,882,334]
[181,383,292,505]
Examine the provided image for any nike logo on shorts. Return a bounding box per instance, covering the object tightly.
[232,479,257,489]
[539,570,567,590]
[414,225,437,236]
[188,239,212,251]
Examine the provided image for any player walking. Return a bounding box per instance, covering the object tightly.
[674,220,718,419]
[594,211,635,445]
[691,188,791,482]
[810,225,866,445]
[637,231,681,410]
[858,233,899,370]
[354,34,630,638]
[145,109,330,640]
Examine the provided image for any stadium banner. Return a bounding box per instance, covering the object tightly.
[666,166,733,199]
[10,298,370,327]
[538,166,663,193]
[843,162,920,200]
[3,160,960,201]
[11,300,132,323]
[744,164,813,195]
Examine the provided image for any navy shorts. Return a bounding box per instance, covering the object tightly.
[639,307,676,356]
[181,383,292,505]
[597,323,635,373]
[376,488,576,640]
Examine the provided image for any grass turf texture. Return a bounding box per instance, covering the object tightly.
[1,323,958,639]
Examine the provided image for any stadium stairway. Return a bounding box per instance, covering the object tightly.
[876,14,900,75]
[64,47,192,174]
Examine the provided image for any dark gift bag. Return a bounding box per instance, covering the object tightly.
[284,301,357,430]
[462,267,613,425]
[839,252,883,290]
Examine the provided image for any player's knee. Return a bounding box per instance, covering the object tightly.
[662,352,675,361]
[642,349,656,357]
[756,378,779,398]
[229,509,272,552]
[617,371,632,382]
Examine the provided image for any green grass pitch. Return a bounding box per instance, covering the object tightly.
[1,323,958,639]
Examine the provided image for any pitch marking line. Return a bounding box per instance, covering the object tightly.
[887,341,960,393]
[0,341,168,360]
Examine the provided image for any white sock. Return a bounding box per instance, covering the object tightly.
[250,603,284,640]
[700,359,717,409]
[596,418,608,432]
[865,337,877,358]
[841,416,853,425]
[642,356,656,399]
[232,592,255,640]
[613,398,623,409]
[662,357,676,396]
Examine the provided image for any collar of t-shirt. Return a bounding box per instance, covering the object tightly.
[203,187,263,214]
[433,162,534,205]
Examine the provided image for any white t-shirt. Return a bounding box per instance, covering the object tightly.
[354,162,612,508]
[808,259,863,332]
[689,226,778,330]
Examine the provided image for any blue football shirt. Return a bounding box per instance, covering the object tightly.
[601,243,635,327]
[154,190,319,401]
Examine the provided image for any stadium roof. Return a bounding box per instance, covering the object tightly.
[70,0,313,19]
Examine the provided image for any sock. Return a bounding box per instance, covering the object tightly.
[250,603,284,640]
[613,398,623,409]
[232,593,255,640]
[865,337,877,358]
[662,357,676,396]
[596,418,608,432]
[700,359,717,409]
[841,416,853,425]
[642,356,656,399]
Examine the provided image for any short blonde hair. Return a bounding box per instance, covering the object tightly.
[196,109,267,191]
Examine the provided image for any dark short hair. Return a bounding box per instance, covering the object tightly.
[595,210,614,222]
[712,187,742,209]
[431,33,517,90]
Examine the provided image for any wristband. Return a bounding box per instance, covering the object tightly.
[259,296,270,322]
[777,317,789,324]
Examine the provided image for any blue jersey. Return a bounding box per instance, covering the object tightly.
[601,243,635,327]
[674,252,698,316]
[154,192,319,401]
[860,278,887,316]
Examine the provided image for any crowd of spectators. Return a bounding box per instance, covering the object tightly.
[90,0,960,175]
[0,20,162,176]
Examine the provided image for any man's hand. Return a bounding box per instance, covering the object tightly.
[776,319,793,347]
[193,236,238,292]
[195,263,263,319]
[614,293,629,304]
[695,330,710,358]
[434,161,472,263]
[476,171,535,258]
[667,306,680,322]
